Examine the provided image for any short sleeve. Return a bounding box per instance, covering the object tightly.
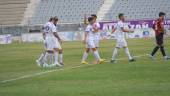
[51,25,57,32]
[95,23,100,29]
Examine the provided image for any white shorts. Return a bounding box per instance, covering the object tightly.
[94,34,100,47]
[44,38,62,50]
[86,38,96,48]
[115,39,127,48]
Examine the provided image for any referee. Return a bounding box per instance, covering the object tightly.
[150,12,170,60]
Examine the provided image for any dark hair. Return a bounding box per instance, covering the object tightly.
[53,16,58,21]
[159,12,165,17]
[118,13,124,19]
[49,17,53,21]
[91,14,97,18]
[88,17,94,22]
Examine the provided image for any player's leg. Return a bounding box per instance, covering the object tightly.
[93,36,106,64]
[57,42,64,65]
[43,50,54,67]
[91,41,104,64]
[59,49,64,65]
[81,48,90,64]
[123,46,135,62]
[36,40,47,67]
[150,35,160,59]
[81,39,91,64]
[91,47,103,64]
[122,40,135,62]
[52,39,63,67]
[36,51,46,67]
[53,48,63,67]
[111,40,121,63]
[159,34,170,60]
[111,47,119,63]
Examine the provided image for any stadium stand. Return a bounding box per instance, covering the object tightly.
[0,0,30,25]
[30,0,104,25]
[0,0,170,25]
[104,0,170,21]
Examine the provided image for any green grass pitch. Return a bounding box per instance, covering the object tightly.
[0,38,170,96]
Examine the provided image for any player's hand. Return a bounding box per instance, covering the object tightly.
[129,29,134,33]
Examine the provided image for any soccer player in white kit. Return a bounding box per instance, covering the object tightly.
[91,14,100,48]
[110,13,135,63]
[37,17,63,67]
[81,17,104,64]
[53,17,64,65]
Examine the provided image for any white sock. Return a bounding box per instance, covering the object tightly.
[124,47,133,60]
[54,52,59,64]
[82,52,88,61]
[44,52,49,63]
[112,48,119,60]
[93,50,101,61]
[38,53,44,61]
[59,54,63,63]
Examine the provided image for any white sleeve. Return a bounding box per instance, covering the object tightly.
[52,25,57,32]
[96,23,100,29]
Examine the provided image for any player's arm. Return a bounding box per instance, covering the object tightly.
[42,32,46,40]
[83,32,88,44]
[93,24,99,32]
[52,25,62,43]
[160,22,165,33]
[53,32,61,41]
[121,27,134,33]
[84,14,88,25]
[111,28,116,34]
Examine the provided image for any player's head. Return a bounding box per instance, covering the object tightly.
[118,13,125,21]
[91,14,97,21]
[49,17,53,22]
[53,16,59,25]
[88,17,94,24]
[159,12,165,20]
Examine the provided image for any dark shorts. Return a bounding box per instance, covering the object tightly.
[156,33,164,46]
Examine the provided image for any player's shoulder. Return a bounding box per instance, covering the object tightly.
[95,22,100,25]
[95,22,100,27]
[117,20,124,26]
[86,24,92,28]
[85,24,92,31]
[117,20,123,24]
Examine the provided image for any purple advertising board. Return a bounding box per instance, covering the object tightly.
[99,19,170,30]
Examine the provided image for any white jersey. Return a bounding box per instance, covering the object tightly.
[43,22,57,39]
[93,22,100,35]
[115,20,126,40]
[85,24,96,48]
[85,24,95,39]
[115,20,127,48]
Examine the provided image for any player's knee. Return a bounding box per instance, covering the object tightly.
[59,49,63,54]
[46,50,54,54]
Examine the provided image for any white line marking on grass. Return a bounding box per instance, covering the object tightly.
[1,54,147,84]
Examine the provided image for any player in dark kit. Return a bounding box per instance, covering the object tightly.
[150,12,170,60]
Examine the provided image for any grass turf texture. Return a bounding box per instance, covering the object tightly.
[0,38,170,96]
